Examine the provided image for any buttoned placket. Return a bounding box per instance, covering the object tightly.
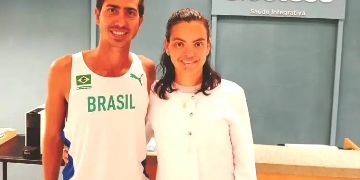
[184,93,199,180]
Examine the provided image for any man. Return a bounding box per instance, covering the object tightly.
[42,0,156,179]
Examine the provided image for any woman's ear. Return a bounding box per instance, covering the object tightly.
[207,38,211,56]
[164,37,170,55]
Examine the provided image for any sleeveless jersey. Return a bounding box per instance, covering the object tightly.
[60,52,149,180]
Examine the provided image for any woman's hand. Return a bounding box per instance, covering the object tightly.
[62,145,69,165]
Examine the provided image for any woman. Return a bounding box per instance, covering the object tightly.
[146,8,257,180]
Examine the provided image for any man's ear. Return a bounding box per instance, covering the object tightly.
[95,8,100,25]
[139,16,144,29]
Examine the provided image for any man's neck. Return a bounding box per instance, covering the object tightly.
[174,71,203,86]
[94,40,131,68]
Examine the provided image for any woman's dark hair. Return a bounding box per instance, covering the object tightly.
[96,0,145,18]
[154,8,221,100]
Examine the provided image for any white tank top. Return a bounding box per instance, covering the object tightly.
[60,52,149,180]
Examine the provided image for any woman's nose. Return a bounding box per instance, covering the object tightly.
[183,51,195,58]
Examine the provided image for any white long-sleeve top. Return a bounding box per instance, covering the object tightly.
[146,79,257,180]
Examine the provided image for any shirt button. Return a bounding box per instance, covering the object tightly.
[188,132,192,136]
[191,95,195,99]
[190,112,194,116]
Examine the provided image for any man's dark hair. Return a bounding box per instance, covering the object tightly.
[96,0,145,18]
[154,8,221,100]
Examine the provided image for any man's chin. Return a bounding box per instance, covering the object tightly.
[109,40,131,49]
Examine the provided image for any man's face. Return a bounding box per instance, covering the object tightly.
[95,0,143,48]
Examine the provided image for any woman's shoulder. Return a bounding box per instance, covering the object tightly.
[214,79,248,105]
[216,79,245,95]
[149,80,168,99]
[150,80,159,90]
[149,80,159,96]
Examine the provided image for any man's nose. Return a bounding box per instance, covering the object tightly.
[115,13,127,27]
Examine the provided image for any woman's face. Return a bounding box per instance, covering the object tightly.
[165,21,210,77]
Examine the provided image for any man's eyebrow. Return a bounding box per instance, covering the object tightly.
[172,37,185,42]
[125,7,138,11]
[106,4,120,8]
[192,38,206,42]
[106,4,138,12]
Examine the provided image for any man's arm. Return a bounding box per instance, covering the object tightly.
[43,55,71,180]
[138,55,156,94]
[138,55,156,144]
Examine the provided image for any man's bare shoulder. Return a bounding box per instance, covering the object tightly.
[48,54,72,77]
[137,55,156,93]
[137,55,156,70]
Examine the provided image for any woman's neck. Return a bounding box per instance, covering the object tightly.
[173,82,201,93]
[173,71,202,93]
[174,71,202,86]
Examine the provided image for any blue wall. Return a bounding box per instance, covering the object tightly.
[215,16,337,145]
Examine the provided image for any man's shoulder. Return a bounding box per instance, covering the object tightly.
[48,54,73,77]
[137,55,156,82]
[47,54,73,96]
[137,54,156,69]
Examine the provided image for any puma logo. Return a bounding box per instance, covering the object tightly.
[130,73,143,86]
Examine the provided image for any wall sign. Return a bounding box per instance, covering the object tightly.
[212,0,346,19]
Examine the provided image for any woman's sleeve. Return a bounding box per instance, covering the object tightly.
[145,82,157,144]
[228,86,257,180]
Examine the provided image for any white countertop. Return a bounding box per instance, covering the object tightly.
[146,140,360,178]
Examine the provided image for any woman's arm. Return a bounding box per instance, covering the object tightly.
[145,113,154,144]
[145,83,157,144]
[228,86,257,180]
